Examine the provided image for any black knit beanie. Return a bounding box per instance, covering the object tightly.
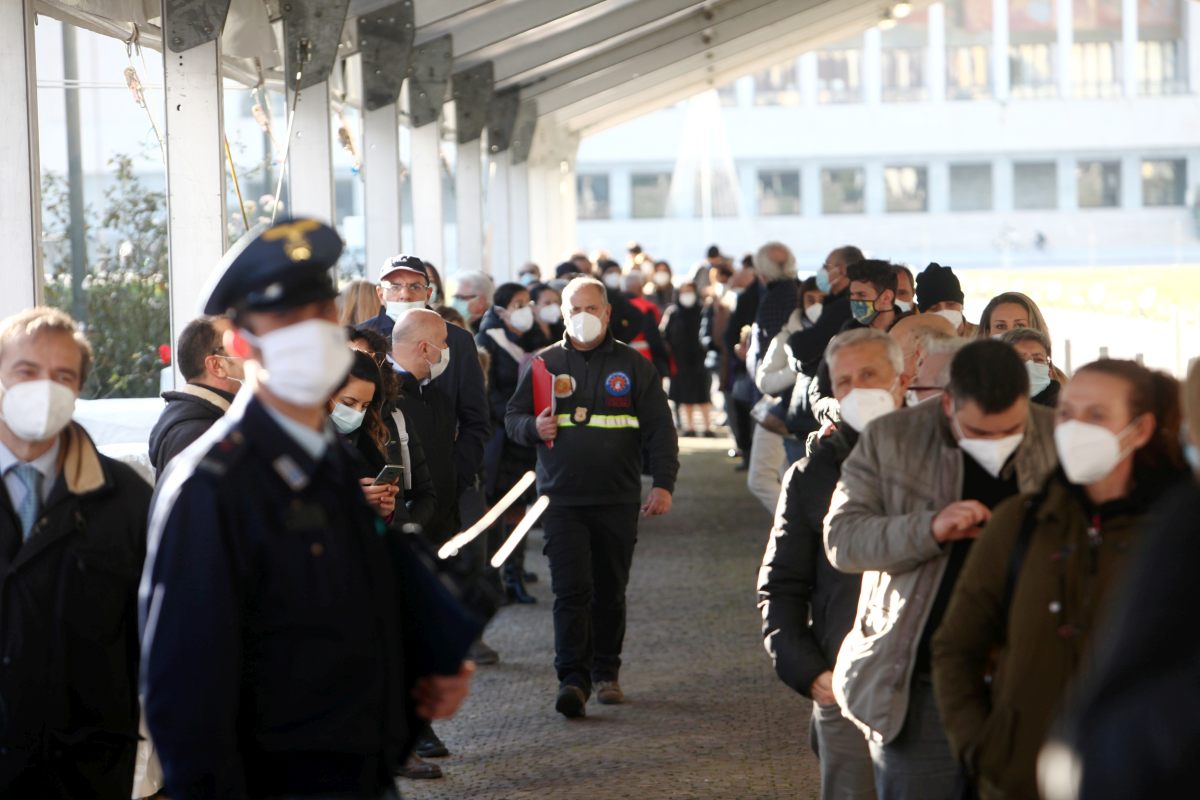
[916,262,964,312]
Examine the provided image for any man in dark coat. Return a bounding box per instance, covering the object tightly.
[758,328,908,800]
[0,307,151,799]
[358,255,489,497]
[786,245,861,370]
[140,221,472,798]
[148,315,243,477]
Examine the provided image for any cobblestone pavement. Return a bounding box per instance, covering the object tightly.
[403,437,821,800]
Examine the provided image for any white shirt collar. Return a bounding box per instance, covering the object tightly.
[0,434,62,482]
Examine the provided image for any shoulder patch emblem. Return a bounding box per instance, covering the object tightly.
[605,371,632,397]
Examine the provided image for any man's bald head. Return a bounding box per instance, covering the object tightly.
[890,313,956,381]
[391,308,449,380]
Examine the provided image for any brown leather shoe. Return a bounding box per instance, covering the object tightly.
[595,680,624,705]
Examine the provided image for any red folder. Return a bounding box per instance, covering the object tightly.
[531,357,555,449]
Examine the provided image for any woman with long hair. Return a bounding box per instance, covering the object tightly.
[932,359,1188,799]
[337,279,380,327]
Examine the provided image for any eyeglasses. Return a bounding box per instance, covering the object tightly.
[381,281,429,294]
[1015,353,1051,365]
[908,385,944,393]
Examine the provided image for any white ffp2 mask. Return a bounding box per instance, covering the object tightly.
[242,319,353,407]
[1,380,77,443]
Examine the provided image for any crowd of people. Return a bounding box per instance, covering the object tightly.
[0,217,1197,800]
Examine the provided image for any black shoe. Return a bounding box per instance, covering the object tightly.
[467,638,500,665]
[523,570,539,584]
[701,430,716,438]
[681,429,697,437]
[503,564,537,604]
[555,685,588,719]
[397,754,443,779]
[414,730,449,759]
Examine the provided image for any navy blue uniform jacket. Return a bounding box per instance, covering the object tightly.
[139,393,411,798]
[505,333,679,506]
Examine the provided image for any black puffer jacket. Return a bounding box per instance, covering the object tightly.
[147,384,235,476]
[0,424,151,798]
[757,425,863,698]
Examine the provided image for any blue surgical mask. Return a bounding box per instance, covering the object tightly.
[1026,361,1052,397]
[815,268,832,294]
[451,297,472,319]
[896,300,913,314]
[330,402,366,434]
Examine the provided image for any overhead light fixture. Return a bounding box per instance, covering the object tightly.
[878,13,898,30]
[893,2,913,19]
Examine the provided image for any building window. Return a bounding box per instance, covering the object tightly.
[1010,0,1059,98]
[949,163,994,211]
[818,37,864,103]
[1073,0,1124,98]
[753,62,801,106]
[1142,158,1187,206]
[631,172,671,219]
[692,168,741,218]
[821,167,865,214]
[757,170,801,215]
[1138,0,1188,95]
[884,166,929,212]
[882,11,929,102]
[577,174,610,220]
[946,0,993,99]
[1013,162,1058,209]
[1077,160,1122,207]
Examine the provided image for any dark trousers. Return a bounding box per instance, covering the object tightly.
[542,502,640,693]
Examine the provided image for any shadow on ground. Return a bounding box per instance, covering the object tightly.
[404,437,820,800]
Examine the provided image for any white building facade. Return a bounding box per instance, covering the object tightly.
[575,0,1200,273]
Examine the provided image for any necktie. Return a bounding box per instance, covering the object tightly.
[11,463,43,541]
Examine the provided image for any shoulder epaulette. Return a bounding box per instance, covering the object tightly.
[195,429,249,478]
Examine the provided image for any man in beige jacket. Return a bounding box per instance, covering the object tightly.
[823,340,1057,799]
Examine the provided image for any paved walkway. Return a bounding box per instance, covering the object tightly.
[405,437,821,800]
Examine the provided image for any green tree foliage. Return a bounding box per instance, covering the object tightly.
[42,154,170,399]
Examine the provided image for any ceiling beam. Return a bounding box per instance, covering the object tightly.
[485,0,708,84]
[518,0,791,100]
[532,0,836,115]
[417,0,607,56]
[561,5,881,135]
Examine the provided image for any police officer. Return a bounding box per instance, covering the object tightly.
[506,276,679,719]
[139,219,472,798]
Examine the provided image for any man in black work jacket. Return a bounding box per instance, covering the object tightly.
[140,220,472,798]
[757,328,909,800]
[506,276,679,719]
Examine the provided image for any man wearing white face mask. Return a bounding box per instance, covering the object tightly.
[506,277,678,719]
[914,262,978,337]
[759,329,908,800]
[142,221,473,798]
[0,307,152,798]
[358,255,490,512]
[824,340,1056,799]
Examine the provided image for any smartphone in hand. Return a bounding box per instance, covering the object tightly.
[372,464,405,485]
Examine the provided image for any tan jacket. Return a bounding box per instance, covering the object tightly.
[823,399,1057,744]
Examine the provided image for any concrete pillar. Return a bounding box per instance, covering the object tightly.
[865,161,885,214]
[801,163,821,217]
[456,138,485,273]
[288,80,335,224]
[508,160,531,271]
[1057,0,1074,97]
[0,0,42,316]
[1057,155,1077,211]
[609,168,632,220]
[162,33,229,388]
[1122,0,1139,97]
[410,121,445,265]
[1121,154,1142,209]
[363,104,402,272]
[488,149,512,279]
[928,3,947,103]
[799,53,818,108]
[995,156,1015,211]
[864,28,883,105]
[929,160,950,213]
[993,0,1010,100]
[527,162,554,269]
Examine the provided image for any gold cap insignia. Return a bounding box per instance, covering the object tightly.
[262,219,321,262]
